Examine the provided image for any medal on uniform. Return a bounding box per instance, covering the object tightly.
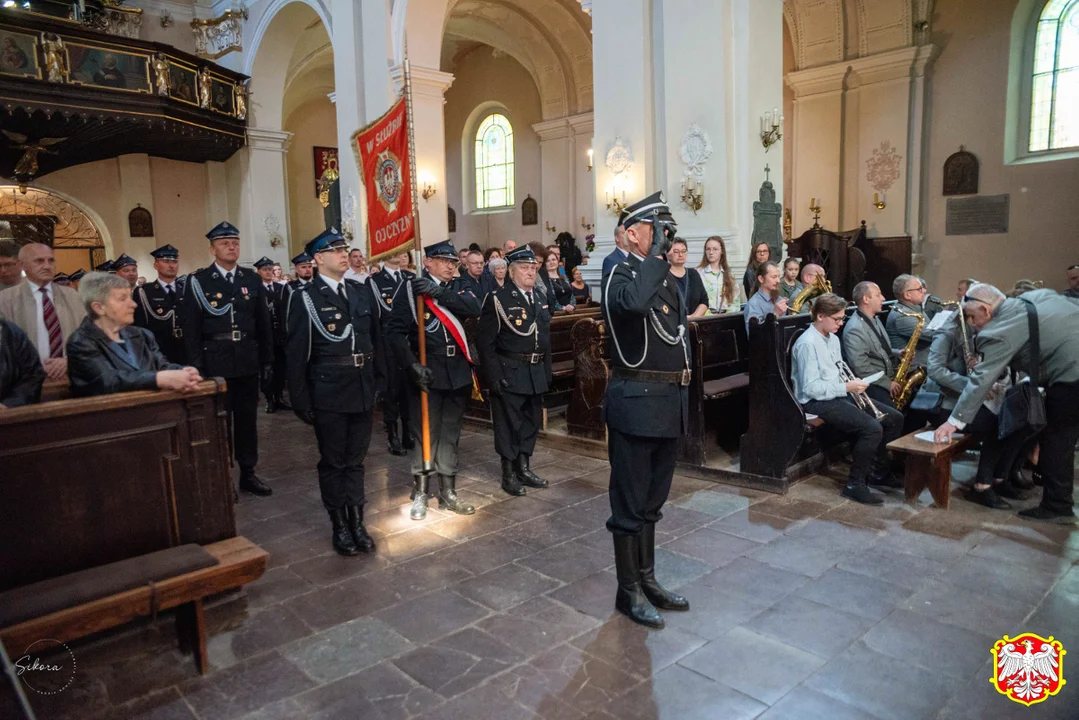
[157,308,163,314]
[424,312,431,320]
[335,313,342,319]
[210,301,218,307]
[662,304,669,314]
[515,319,522,326]
[387,297,392,304]
[216,293,222,298]
[241,287,248,296]
[327,324,336,331]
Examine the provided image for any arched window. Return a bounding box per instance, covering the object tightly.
[1030,0,1079,151]
[474,113,514,209]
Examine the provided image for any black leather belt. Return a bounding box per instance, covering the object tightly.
[611,367,692,386]
[313,353,373,368]
[498,350,544,365]
[208,330,245,342]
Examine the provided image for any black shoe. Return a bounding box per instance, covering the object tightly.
[868,470,903,491]
[612,533,663,629]
[239,472,273,496]
[275,397,292,411]
[1009,470,1035,490]
[345,505,376,552]
[995,480,1034,501]
[639,524,689,611]
[385,422,407,456]
[264,401,277,414]
[965,486,1011,510]
[1018,506,1076,524]
[513,454,548,488]
[401,430,415,451]
[842,483,883,505]
[500,457,526,496]
[437,474,475,515]
[410,474,430,520]
[328,508,360,556]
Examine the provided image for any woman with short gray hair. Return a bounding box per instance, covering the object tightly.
[66,272,202,396]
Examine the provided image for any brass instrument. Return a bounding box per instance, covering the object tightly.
[836,359,885,420]
[892,308,927,410]
[789,274,832,313]
[943,301,976,368]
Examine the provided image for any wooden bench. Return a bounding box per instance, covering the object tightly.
[0,537,267,674]
[681,314,751,465]
[887,429,976,509]
[566,316,608,440]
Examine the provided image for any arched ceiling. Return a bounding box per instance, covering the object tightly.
[783,0,933,71]
[282,17,334,123]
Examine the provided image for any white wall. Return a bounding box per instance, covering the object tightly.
[285,97,338,256]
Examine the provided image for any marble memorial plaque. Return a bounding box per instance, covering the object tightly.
[946,194,1009,236]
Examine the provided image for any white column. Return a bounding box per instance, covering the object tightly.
[533,117,573,238]
[787,64,847,235]
[239,128,293,266]
[569,113,596,242]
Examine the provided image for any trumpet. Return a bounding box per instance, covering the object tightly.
[835,359,886,420]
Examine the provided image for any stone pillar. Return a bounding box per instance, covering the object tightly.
[787,64,846,235]
[533,112,595,249]
[238,128,293,266]
[116,154,156,267]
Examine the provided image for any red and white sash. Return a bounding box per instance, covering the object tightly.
[424,295,474,365]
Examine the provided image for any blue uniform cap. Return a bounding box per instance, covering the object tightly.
[150,244,179,260]
[424,240,457,260]
[505,245,539,264]
[112,253,137,269]
[95,259,114,272]
[54,272,70,283]
[206,221,241,242]
[304,227,349,257]
[69,269,86,281]
[291,251,314,266]
[253,256,275,269]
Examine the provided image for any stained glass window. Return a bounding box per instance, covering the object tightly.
[475,114,514,209]
[1030,0,1079,151]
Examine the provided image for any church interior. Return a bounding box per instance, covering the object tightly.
[2,0,1078,718]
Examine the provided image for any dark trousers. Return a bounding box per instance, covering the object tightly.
[264,345,287,402]
[606,427,678,535]
[804,396,903,485]
[965,406,1027,486]
[408,385,469,476]
[313,409,374,509]
[866,384,897,411]
[381,361,411,427]
[225,373,260,473]
[1040,381,1079,513]
[490,390,543,460]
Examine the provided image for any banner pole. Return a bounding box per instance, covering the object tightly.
[403,44,432,473]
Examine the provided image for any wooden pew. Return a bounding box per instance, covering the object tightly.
[680,314,751,465]
[0,380,235,592]
[566,316,608,440]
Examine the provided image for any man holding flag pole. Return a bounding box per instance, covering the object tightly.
[352,49,480,521]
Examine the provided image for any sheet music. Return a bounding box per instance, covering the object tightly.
[926,309,955,332]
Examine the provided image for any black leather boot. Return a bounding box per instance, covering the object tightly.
[513,453,548,488]
[500,457,526,496]
[386,421,407,456]
[329,508,360,556]
[264,398,277,414]
[438,475,475,515]
[639,524,689,611]
[410,474,430,520]
[345,505,376,552]
[613,533,663,629]
[401,426,415,450]
[239,470,272,496]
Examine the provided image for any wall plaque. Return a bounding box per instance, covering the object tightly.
[946,194,1009,236]
[521,194,537,226]
[943,145,979,196]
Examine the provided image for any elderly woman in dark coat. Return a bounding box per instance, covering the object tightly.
[66,272,202,397]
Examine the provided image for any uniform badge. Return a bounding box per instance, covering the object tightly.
[327,324,336,331]
[210,301,218,307]
[335,313,342,319]
[215,293,222,299]
[157,309,164,314]
[515,319,522,326]
[511,290,518,297]
[241,287,248,296]
[424,312,431,320]
[662,304,669,314]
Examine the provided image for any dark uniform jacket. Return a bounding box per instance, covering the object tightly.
[67,317,181,397]
[132,277,188,365]
[0,319,45,407]
[286,276,385,414]
[182,265,273,378]
[602,254,689,438]
[477,280,552,395]
[370,267,415,329]
[261,281,289,347]
[386,272,480,392]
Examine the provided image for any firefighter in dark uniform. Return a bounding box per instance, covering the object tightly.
[385,240,480,521]
[370,251,415,456]
[477,245,552,497]
[255,256,290,413]
[286,229,383,556]
[183,222,275,497]
[132,243,187,365]
[602,192,690,629]
[287,251,315,292]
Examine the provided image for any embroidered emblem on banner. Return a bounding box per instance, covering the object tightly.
[376,150,403,213]
[990,633,1065,706]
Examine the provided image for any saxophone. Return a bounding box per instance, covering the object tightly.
[789,274,832,313]
[893,308,927,410]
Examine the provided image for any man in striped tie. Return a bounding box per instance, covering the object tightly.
[0,243,85,381]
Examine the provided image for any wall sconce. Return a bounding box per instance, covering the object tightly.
[680,176,704,215]
[809,197,822,228]
[605,188,627,216]
[873,192,886,210]
[760,108,783,151]
[420,174,436,202]
[586,148,593,172]
[581,216,593,231]
[160,10,173,28]
[545,220,557,234]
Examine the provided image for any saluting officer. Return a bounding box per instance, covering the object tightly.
[287,229,383,556]
[183,222,275,497]
[133,244,187,365]
[255,256,290,413]
[477,245,551,497]
[603,192,690,629]
[370,251,415,456]
[385,240,480,521]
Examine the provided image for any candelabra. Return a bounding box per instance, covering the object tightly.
[760,108,783,151]
[581,216,593,231]
[680,177,704,215]
[809,198,822,228]
[605,190,627,216]
[545,220,557,234]
[873,192,886,210]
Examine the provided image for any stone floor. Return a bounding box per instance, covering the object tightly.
[5,411,1079,720]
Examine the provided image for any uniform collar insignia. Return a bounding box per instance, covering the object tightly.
[211,272,219,279]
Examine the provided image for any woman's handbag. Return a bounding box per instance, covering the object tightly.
[998,298,1047,439]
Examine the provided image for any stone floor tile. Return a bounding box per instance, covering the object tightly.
[747,535,850,578]
[757,686,882,720]
[480,496,563,523]
[745,595,875,659]
[1023,585,1079,655]
[818,499,919,531]
[751,496,834,521]
[934,658,1079,720]
[671,489,751,518]
[651,547,713,589]
[179,651,317,720]
[425,509,516,542]
[837,545,954,591]
[571,616,706,678]
[261,528,334,570]
[937,554,1059,606]
[393,627,524,697]
[658,582,768,640]
[288,548,390,587]
[97,687,200,720]
[707,509,808,544]
[375,527,459,565]
[226,603,315,659]
[517,540,614,583]
[414,681,537,720]
[898,578,1032,637]
[366,504,450,536]
[475,596,602,657]
[967,531,1078,574]
[696,557,810,605]
[880,526,987,563]
[436,533,535,575]
[280,616,414,684]
[373,590,490,644]
[495,514,592,550]
[360,550,477,601]
[603,664,767,720]
[861,609,996,680]
[785,518,883,554]
[555,497,614,530]
[455,563,563,611]
[655,504,725,537]
[679,626,827,704]
[660,526,762,568]
[291,661,444,720]
[806,641,955,720]
[243,566,317,609]
[548,571,620,621]
[490,644,639,716]
[530,478,608,506]
[795,569,912,622]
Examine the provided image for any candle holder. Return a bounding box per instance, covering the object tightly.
[586,148,593,172]
[809,198,822,228]
[680,177,704,215]
[605,190,627,216]
[760,108,783,152]
[581,216,593,231]
[873,192,886,210]
[545,220,557,234]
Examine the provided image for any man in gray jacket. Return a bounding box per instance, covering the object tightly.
[934,284,1079,522]
[843,281,901,409]
[887,274,940,364]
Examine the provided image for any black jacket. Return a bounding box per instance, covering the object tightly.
[67,317,181,397]
[477,280,552,395]
[132,277,188,365]
[0,319,45,407]
[286,276,385,414]
[369,267,415,329]
[386,272,481,392]
[182,265,273,378]
[539,268,575,310]
[261,281,289,346]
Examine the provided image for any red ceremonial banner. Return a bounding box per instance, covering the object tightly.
[352,95,416,263]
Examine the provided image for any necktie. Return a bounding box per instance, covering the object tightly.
[226,271,234,285]
[338,284,348,304]
[526,291,534,307]
[40,286,63,358]
[166,284,175,302]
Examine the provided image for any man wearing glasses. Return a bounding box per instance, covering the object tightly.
[886,273,941,365]
[792,293,903,505]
